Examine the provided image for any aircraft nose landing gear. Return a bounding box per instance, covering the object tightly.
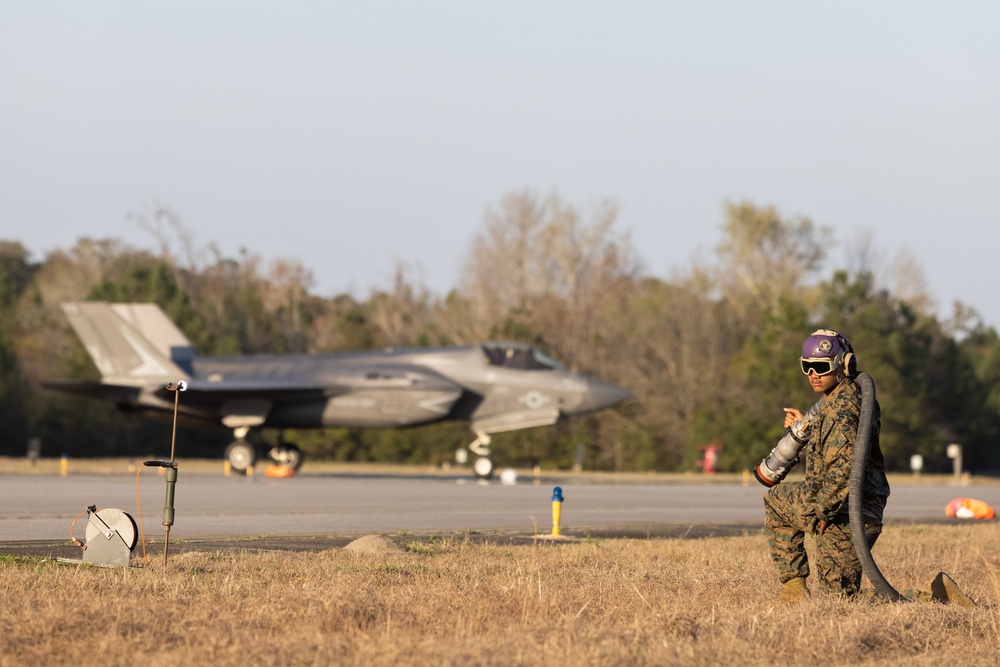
[469,432,494,479]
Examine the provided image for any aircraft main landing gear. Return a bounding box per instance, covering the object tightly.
[269,442,304,472]
[224,426,306,474]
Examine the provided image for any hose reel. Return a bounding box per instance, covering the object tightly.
[78,506,139,568]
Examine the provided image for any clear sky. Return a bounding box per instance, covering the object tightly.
[2,3,998,328]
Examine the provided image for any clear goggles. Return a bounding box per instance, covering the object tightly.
[800,357,836,376]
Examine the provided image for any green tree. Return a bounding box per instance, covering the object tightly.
[691,298,813,472]
[949,315,1000,471]
[0,242,39,455]
[86,256,218,353]
[715,201,831,328]
[815,270,966,471]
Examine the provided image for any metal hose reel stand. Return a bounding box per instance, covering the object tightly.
[63,380,186,568]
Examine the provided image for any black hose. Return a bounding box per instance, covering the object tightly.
[850,372,903,601]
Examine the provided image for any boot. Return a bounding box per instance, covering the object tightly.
[780,577,809,603]
[929,572,976,608]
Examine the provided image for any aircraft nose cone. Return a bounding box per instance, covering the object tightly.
[588,380,631,410]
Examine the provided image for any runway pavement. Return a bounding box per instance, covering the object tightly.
[2,468,996,559]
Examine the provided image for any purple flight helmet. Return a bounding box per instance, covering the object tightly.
[799,329,855,378]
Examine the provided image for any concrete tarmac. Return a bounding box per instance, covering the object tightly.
[2,470,995,551]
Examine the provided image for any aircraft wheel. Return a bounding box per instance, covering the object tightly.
[284,444,304,471]
[225,440,257,473]
[473,456,494,479]
[271,443,304,471]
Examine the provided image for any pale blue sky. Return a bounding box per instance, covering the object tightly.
[2,3,998,328]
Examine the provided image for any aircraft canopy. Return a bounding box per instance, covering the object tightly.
[480,343,564,371]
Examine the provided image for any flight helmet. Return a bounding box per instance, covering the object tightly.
[799,328,857,380]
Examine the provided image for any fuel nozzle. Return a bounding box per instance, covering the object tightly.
[754,399,823,487]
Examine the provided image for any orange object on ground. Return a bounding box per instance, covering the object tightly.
[264,465,296,478]
[945,497,995,519]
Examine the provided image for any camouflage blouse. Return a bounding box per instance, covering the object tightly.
[804,378,890,524]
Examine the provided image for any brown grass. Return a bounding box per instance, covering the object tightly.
[2,524,999,666]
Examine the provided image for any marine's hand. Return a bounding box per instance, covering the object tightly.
[817,519,828,536]
[783,408,803,428]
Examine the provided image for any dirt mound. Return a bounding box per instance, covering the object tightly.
[343,534,404,555]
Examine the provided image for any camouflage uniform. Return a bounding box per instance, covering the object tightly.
[763,378,890,595]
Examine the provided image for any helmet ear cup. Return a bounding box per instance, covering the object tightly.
[842,351,857,377]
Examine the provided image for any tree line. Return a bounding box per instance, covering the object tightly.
[2,193,999,473]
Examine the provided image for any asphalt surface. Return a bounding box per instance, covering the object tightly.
[1,468,995,559]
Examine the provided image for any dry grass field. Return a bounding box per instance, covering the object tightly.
[2,523,999,666]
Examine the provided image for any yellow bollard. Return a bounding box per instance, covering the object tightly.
[742,469,750,486]
[551,486,564,537]
[60,453,68,477]
[224,460,231,477]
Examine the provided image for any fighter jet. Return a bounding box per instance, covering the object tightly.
[43,302,630,477]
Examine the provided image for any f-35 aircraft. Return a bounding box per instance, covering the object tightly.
[44,302,630,477]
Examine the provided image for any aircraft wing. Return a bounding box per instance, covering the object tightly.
[43,378,335,401]
[167,381,337,428]
[41,380,141,402]
[181,379,341,396]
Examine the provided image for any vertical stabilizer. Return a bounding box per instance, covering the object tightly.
[62,302,193,386]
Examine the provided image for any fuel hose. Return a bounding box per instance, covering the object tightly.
[849,372,903,601]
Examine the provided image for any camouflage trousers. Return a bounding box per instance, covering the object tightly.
[763,481,882,596]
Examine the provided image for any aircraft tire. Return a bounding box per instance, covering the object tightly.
[473,456,494,479]
[225,440,257,473]
[272,443,304,471]
[286,444,304,471]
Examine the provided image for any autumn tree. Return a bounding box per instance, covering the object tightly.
[715,201,831,328]
[367,263,439,349]
[456,190,637,349]
[451,190,641,469]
